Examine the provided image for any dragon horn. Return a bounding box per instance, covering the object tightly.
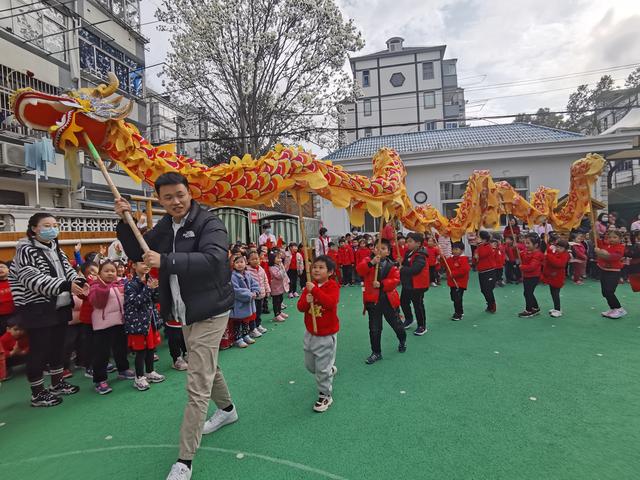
[111,99,134,119]
[94,72,119,98]
[107,94,124,105]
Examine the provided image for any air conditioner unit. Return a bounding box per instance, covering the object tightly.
[0,143,27,170]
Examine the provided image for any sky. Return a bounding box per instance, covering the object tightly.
[141,0,640,141]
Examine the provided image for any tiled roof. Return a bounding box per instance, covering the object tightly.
[325,123,584,160]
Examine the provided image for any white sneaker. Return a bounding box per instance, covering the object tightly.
[274,314,286,322]
[249,328,262,338]
[293,292,300,297]
[288,293,294,298]
[257,325,268,334]
[601,309,615,318]
[281,312,289,319]
[607,308,626,319]
[234,339,248,348]
[133,376,150,391]
[146,371,165,383]
[313,394,333,413]
[166,462,192,480]
[173,357,188,371]
[550,309,563,318]
[243,334,256,345]
[203,405,238,434]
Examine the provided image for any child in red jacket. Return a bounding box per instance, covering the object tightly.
[474,230,497,313]
[297,255,340,413]
[504,236,520,284]
[518,233,545,317]
[337,239,355,286]
[327,242,341,285]
[357,239,406,364]
[426,237,441,287]
[355,239,372,285]
[595,230,626,318]
[491,236,506,287]
[541,239,570,317]
[444,241,471,321]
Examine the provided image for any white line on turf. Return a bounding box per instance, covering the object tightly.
[1,444,348,479]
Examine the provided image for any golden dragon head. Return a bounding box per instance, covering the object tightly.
[9,72,133,152]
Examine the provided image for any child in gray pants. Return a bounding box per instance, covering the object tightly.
[297,255,341,413]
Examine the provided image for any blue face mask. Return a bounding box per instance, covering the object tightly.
[39,227,59,241]
[266,229,272,234]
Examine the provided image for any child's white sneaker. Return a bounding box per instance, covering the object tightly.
[288,293,294,298]
[203,405,238,434]
[601,309,615,318]
[173,357,188,371]
[257,325,268,333]
[549,309,562,318]
[281,312,289,318]
[234,339,248,348]
[607,308,626,319]
[294,292,300,297]
[166,462,192,480]
[133,376,150,391]
[146,371,165,383]
[274,314,286,322]
[243,334,256,344]
[313,393,333,413]
[249,328,262,338]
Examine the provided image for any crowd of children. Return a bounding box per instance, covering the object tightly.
[2,217,639,416]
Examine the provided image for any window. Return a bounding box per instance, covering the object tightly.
[0,189,26,206]
[422,62,434,80]
[95,0,140,30]
[620,159,633,171]
[424,121,436,131]
[364,127,372,138]
[362,70,370,87]
[444,63,457,75]
[0,1,67,62]
[444,91,459,105]
[602,117,609,129]
[79,28,143,97]
[423,92,435,109]
[445,122,458,129]
[363,99,372,116]
[352,213,382,233]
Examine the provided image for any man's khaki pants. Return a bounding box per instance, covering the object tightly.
[178,314,232,460]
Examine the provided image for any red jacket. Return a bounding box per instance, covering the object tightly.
[493,245,506,268]
[502,225,520,239]
[520,249,544,278]
[597,242,625,271]
[328,249,340,268]
[297,279,340,336]
[398,244,408,260]
[355,247,372,267]
[475,243,496,272]
[504,244,519,262]
[0,279,15,316]
[542,248,570,288]
[356,256,400,308]
[400,248,430,289]
[426,246,440,267]
[337,245,354,266]
[444,255,470,289]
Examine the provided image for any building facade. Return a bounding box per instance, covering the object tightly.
[320,123,640,236]
[338,37,466,146]
[0,0,148,215]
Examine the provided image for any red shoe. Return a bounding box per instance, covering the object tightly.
[62,369,74,379]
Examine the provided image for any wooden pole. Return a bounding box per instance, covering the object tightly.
[295,191,317,334]
[392,217,402,262]
[146,199,154,228]
[82,132,149,253]
[440,250,459,289]
[375,215,385,281]
[589,198,599,249]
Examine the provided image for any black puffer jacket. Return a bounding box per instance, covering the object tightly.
[117,201,234,325]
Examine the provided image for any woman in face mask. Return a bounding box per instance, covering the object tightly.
[8,213,88,407]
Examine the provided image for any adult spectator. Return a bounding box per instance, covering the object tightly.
[503,218,520,239]
[258,223,276,248]
[631,214,640,232]
[9,213,84,407]
[315,227,330,257]
[115,172,236,480]
[596,212,609,237]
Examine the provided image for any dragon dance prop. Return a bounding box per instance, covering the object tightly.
[10,73,606,242]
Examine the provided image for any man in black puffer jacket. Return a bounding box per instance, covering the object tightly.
[115,172,236,480]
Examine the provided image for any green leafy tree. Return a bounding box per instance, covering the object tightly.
[513,107,565,129]
[565,75,615,134]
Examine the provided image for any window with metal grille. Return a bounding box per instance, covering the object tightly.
[0,0,67,62]
[363,99,372,116]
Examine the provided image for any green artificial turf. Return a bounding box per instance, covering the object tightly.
[1,277,639,480]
